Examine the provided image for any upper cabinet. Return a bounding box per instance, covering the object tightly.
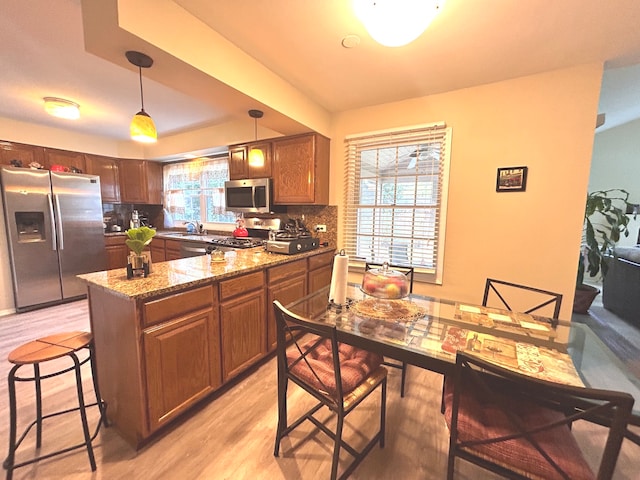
[272,133,330,205]
[43,147,86,173]
[0,140,45,167]
[228,141,272,180]
[119,159,163,205]
[85,154,120,203]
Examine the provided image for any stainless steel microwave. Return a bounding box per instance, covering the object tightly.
[224,177,272,213]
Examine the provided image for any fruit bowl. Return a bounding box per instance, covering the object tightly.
[361,262,409,300]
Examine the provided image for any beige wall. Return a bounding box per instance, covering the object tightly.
[330,64,604,321]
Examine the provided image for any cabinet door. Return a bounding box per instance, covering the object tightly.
[119,159,148,203]
[44,147,86,172]
[143,308,219,431]
[0,141,45,167]
[272,133,329,205]
[267,274,307,352]
[220,288,266,381]
[105,236,129,270]
[150,239,166,263]
[228,145,248,180]
[85,154,120,203]
[165,239,182,260]
[146,160,163,205]
[308,251,334,292]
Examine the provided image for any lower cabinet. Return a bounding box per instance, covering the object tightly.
[142,286,220,432]
[267,259,308,352]
[308,250,334,292]
[164,239,182,260]
[105,235,129,270]
[219,271,267,381]
[150,238,166,263]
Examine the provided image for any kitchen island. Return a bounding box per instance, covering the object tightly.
[79,246,334,448]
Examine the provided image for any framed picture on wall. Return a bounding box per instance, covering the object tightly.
[496,166,528,192]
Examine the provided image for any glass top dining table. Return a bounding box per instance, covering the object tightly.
[284,283,640,431]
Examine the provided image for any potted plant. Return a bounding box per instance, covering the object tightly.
[125,226,156,278]
[574,189,632,313]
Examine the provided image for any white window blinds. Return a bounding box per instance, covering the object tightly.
[343,122,452,283]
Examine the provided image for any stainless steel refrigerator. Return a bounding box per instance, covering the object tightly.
[1,166,106,312]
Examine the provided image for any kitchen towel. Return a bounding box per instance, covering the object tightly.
[329,250,349,306]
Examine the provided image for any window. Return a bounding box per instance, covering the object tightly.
[163,155,236,225]
[343,122,452,283]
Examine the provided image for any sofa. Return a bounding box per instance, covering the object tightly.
[602,246,640,327]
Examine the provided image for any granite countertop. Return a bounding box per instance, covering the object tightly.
[79,246,335,300]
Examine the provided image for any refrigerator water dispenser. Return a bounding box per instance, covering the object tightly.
[15,212,45,243]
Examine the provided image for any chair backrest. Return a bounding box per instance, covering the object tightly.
[482,278,563,320]
[447,351,634,480]
[365,262,415,293]
[273,300,345,406]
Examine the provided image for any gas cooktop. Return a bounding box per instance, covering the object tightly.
[208,237,265,249]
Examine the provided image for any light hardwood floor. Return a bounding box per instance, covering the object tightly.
[0,300,638,479]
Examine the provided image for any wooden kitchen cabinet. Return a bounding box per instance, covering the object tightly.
[142,286,220,432]
[0,140,45,167]
[266,259,307,352]
[119,159,163,204]
[219,271,267,381]
[228,141,272,180]
[105,235,129,270]
[164,239,182,261]
[149,238,166,263]
[43,147,86,172]
[272,133,330,205]
[85,154,120,203]
[308,250,334,292]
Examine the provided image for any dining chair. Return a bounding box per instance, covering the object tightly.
[365,262,414,397]
[272,300,388,480]
[442,351,634,480]
[483,278,563,321]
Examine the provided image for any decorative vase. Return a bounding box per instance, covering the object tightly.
[127,252,150,279]
[572,284,600,314]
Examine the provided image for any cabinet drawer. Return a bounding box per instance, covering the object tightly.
[267,259,307,284]
[308,251,334,270]
[219,271,264,301]
[105,235,126,246]
[143,285,215,327]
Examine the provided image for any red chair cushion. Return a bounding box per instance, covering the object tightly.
[443,379,595,480]
[287,338,383,397]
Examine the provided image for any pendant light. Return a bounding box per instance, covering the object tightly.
[248,109,264,168]
[126,50,157,143]
[353,0,444,47]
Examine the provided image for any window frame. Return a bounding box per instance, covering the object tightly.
[343,122,452,284]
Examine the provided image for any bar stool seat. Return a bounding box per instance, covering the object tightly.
[3,331,107,480]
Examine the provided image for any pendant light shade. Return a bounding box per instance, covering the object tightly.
[126,50,157,143]
[248,109,264,168]
[353,0,444,47]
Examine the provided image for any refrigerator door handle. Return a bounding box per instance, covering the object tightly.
[54,194,64,250]
[47,193,57,251]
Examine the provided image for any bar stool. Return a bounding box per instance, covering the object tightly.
[3,331,107,480]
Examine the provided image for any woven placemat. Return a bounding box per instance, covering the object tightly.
[350,298,426,320]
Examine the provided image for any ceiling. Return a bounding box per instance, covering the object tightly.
[1,0,640,156]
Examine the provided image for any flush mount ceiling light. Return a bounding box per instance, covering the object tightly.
[126,50,157,144]
[353,0,444,47]
[43,97,80,120]
[248,109,265,168]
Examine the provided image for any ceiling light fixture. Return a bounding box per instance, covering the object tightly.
[353,0,444,47]
[248,109,265,168]
[43,97,80,120]
[126,50,157,144]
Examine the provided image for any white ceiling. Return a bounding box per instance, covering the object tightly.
[1,0,640,153]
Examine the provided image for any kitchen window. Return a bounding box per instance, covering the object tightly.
[343,122,452,283]
[163,155,236,226]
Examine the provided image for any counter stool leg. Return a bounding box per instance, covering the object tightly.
[4,365,20,480]
[34,363,42,448]
[71,353,96,471]
[88,342,108,427]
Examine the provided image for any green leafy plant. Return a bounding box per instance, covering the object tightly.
[125,226,156,256]
[578,189,632,287]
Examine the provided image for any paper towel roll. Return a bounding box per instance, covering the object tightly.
[329,250,349,306]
